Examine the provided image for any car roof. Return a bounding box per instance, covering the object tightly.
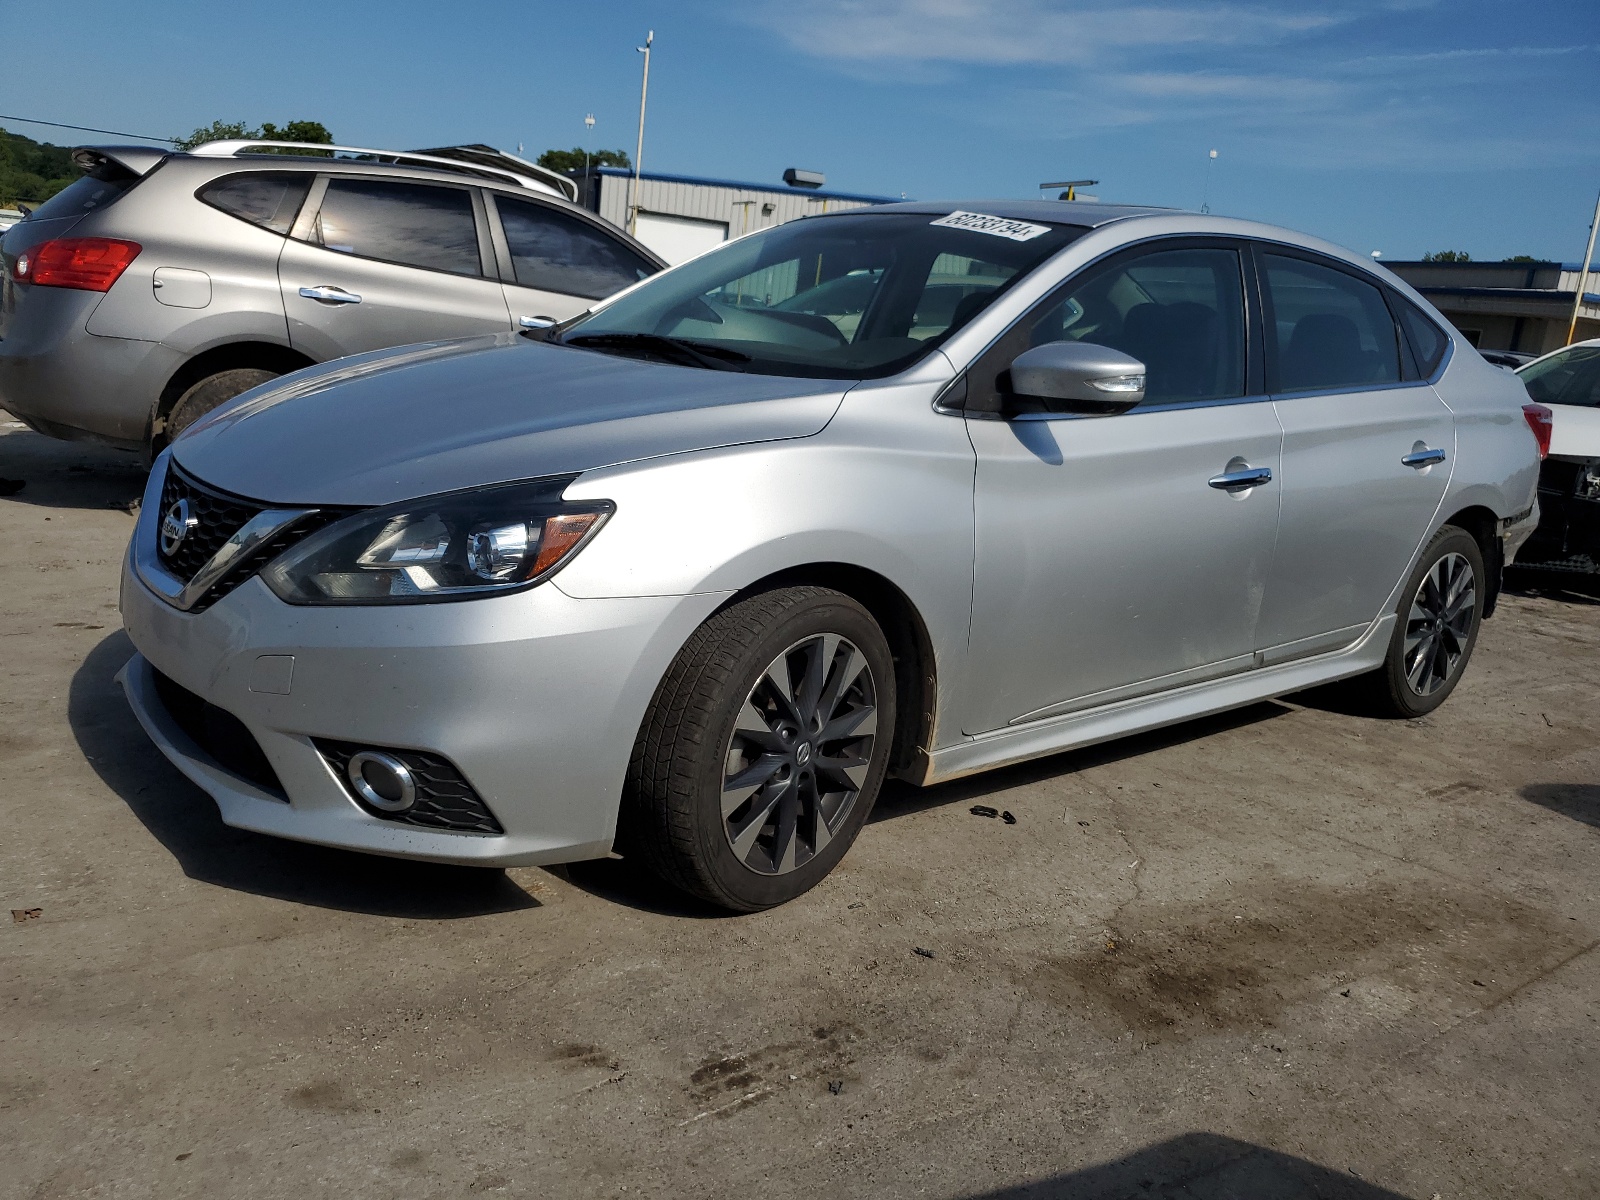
[842,198,1178,228]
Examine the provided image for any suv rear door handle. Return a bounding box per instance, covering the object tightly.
[1208,466,1273,491]
[299,285,362,305]
[1402,447,1447,468]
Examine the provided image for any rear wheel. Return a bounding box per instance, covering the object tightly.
[1348,525,1485,718]
[621,586,896,912]
[165,367,279,441]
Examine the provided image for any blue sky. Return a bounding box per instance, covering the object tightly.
[5,0,1598,261]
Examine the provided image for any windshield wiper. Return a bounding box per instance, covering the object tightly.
[561,332,750,372]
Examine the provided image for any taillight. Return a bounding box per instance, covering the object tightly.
[15,237,141,291]
[1522,403,1553,460]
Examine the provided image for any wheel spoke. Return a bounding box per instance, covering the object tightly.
[731,700,786,754]
[728,780,787,861]
[755,665,803,727]
[820,702,876,743]
[794,634,838,725]
[722,755,784,817]
[770,787,801,874]
[1405,634,1434,690]
[816,644,863,727]
[815,752,869,793]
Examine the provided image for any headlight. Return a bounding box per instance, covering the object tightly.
[262,478,612,605]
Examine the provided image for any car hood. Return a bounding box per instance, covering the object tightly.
[172,334,851,506]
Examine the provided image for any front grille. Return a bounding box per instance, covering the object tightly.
[315,740,505,835]
[155,463,348,613]
[157,464,264,581]
[150,669,286,799]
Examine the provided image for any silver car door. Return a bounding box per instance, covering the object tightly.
[1254,247,1455,660]
[960,240,1283,736]
[484,192,658,331]
[279,176,511,360]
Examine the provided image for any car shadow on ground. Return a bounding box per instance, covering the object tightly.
[1504,565,1600,605]
[1520,783,1600,829]
[69,631,539,918]
[958,1132,1408,1198]
[0,418,148,512]
[870,700,1292,823]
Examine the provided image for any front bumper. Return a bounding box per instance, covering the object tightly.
[1515,457,1600,571]
[118,500,727,866]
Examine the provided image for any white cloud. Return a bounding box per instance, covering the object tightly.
[749,0,1341,66]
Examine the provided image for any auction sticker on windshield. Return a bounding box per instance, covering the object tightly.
[930,211,1052,241]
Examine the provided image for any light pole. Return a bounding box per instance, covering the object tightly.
[583,114,595,204]
[1566,185,1600,347]
[1201,149,1218,214]
[627,31,653,237]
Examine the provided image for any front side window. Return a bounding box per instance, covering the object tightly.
[1264,252,1400,392]
[966,245,1247,411]
[199,172,310,236]
[310,179,481,276]
[559,211,1083,379]
[495,196,655,299]
[1520,345,1600,408]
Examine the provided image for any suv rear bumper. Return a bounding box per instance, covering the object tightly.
[0,287,177,448]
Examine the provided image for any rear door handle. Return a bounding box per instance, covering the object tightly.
[1208,466,1273,491]
[1402,447,1447,468]
[298,285,362,304]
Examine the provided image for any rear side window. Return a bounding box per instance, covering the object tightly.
[1391,293,1450,378]
[1263,252,1401,393]
[199,172,310,236]
[495,196,654,298]
[27,174,133,223]
[311,179,481,276]
[1520,345,1600,408]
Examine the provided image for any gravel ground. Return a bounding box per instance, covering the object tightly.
[2,415,1597,1200]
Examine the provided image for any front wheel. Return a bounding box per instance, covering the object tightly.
[1349,525,1485,718]
[621,586,896,911]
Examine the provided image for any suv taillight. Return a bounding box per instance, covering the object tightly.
[1522,403,1553,460]
[14,237,142,291]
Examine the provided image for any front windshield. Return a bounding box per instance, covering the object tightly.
[559,210,1084,379]
[1520,344,1600,408]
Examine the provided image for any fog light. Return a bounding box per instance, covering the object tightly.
[345,750,416,813]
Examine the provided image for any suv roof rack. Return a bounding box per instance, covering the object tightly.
[186,140,578,202]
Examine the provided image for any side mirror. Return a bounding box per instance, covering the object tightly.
[1007,340,1145,416]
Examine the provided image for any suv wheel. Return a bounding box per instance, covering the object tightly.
[622,586,896,911]
[1350,525,1485,718]
[165,368,280,442]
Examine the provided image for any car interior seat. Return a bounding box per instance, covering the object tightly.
[1282,313,1369,391]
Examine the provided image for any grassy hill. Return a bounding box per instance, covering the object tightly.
[0,128,81,207]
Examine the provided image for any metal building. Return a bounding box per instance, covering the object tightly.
[572,166,893,265]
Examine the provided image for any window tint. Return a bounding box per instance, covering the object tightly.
[1264,253,1400,392]
[199,172,310,236]
[496,197,655,299]
[970,246,1246,410]
[1520,345,1600,408]
[311,179,481,276]
[1392,292,1449,378]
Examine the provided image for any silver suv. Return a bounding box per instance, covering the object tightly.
[0,140,662,453]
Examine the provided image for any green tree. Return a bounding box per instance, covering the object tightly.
[1421,250,1472,262]
[174,119,334,152]
[0,126,78,206]
[537,147,631,174]
[1502,255,1539,263]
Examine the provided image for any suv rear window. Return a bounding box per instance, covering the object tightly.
[27,174,134,223]
[310,178,482,276]
[199,172,311,236]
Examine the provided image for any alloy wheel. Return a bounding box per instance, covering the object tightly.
[1402,551,1476,697]
[720,633,878,875]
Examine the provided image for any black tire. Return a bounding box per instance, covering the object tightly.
[166,368,280,441]
[620,586,897,912]
[1347,525,1486,718]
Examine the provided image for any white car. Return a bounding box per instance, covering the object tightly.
[1516,339,1600,568]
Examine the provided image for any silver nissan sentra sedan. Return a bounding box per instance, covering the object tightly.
[118,200,1544,910]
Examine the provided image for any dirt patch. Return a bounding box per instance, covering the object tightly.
[687,1022,860,1110]
[285,1080,361,1113]
[1027,874,1585,1038]
[550,1042,619,1070]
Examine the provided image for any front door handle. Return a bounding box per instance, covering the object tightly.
[1402,447,1447,468]
[298,285,362,304]
[1208,466,1273,491]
